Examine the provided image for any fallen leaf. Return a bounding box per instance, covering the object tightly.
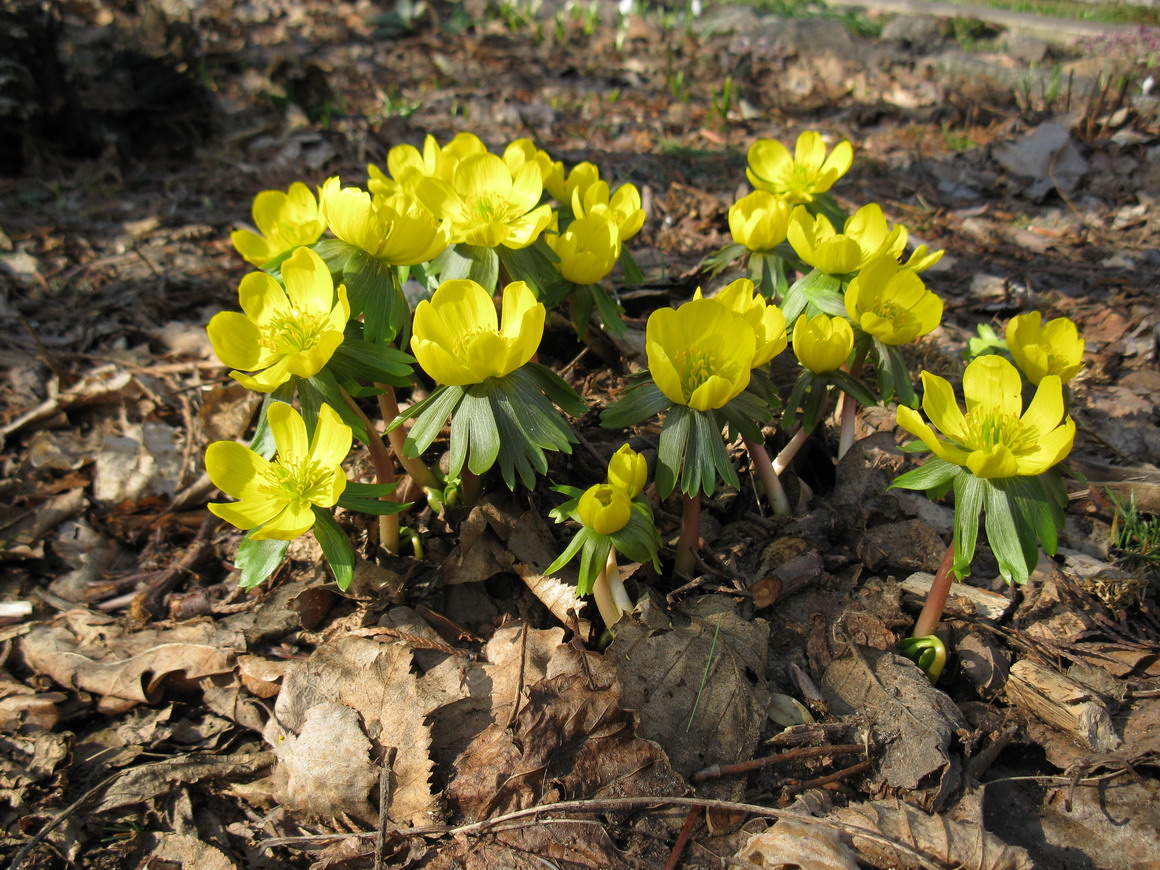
[738,820,859,869]
[822,643,967,811]
[832,797,1034,870]
[274,701,377,820]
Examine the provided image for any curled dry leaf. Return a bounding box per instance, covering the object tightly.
[19,618,240,709]
[738,820,859,870]
[822,643,967,811]
[831,798,1034,870]
[93,751,274,813]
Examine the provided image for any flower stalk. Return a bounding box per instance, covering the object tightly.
[592,545,632,628]
[743,437,792,516]
[340,388,400,554]
[913,540,956,639]
[375,384,440,491]
[674,492,702,576]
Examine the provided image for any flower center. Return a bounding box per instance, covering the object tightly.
[963,409,1029,455]
[264,310,329,354]
[261,459,329,507]
[675,347,725,399]
[870,299,916,330]
[467,193,511,225]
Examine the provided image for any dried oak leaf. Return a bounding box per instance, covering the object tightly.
[448,645,686,821]
[93,751,274,813]
[18,617,239,710]
[737,820,859,870]
[831,798,1034,870]
[265,635,439,826]
[608,595,771,782]
[822,644,968,811]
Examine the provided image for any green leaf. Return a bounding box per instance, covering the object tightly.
[249,384,297,459]
[577,535,613,597]
[313,238,361,273]
[800,374,829,434]
[611,502,662,569]
[523,363,588,418]
[499,242,562,299]
[589,284,627,337]
[718,390,769,444]
[346,250,406,341]
[311,508,355,591]
[329,333,414,387]
[618,246,644,286]
[337,481,411,516]
[952,471,984,580]
[235,532,289,589]
[702,242,746,278]
[983,479,1035,586]
[1005,475,1059,556]
[683,408,736,496]
[461,387,502,475]
[829,370,879,409]
[302,371,368,442]
[400,385,464,456]
[877,342,917,408]
[545,525,592,575]
[568,283,595,336]
[601,379,671,428]
[435,243,500,289]
[783,269,844,324]
[656,404,691,498]
[783,370,812,430]
[891,457,959,492]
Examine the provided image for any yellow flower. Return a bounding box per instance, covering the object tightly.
[696,278,787,367]
[728,190,792,252]
[231,182,325,268]
[897,355,1075,478]
[607,444,646,497]
[545,160,601,206]
[208,247,350,392]
[572,181,645,242]
[578,483,633,535]
[207,402,350,541]
[320,177,450,265]
[845,257,943,345]
[1007,312,1085,385]
[647,299,755,411]
[792,313,854,373]
[503,137,556,185]
[410,279,545,385]
[787,204,907,276]
[746,131,854,204]
[415,153,553,249]
[545,214,620,284]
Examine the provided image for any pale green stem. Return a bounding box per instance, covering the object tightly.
[592,545,631,629]
[376,385,440,490]
[772,426,810,477]
[339,388,400,555]
[673,492,701,576]
[459,466,483,506]
[837,343,870,461]
[913,541,957,638]
[743,437,792,516]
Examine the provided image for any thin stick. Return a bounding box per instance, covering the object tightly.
[255,796,946,869]
[664,807,700,870]
[691,744,865,783]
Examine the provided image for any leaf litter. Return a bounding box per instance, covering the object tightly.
[1,0,1159,867]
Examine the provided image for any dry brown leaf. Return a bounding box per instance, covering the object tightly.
[822,643,967,811]
[93,751,274,812]
[608,596,771,782]
[831,798,1034,870]
[274,701,377,820]
[267,635,439,826]
[738,820,859,869]
[139,831,238,870]
[449,644,686,821]
[19,618,240,708]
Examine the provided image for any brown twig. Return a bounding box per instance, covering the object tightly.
[254,796,946,870]
[664,806,700,870]
[692,744,866,783]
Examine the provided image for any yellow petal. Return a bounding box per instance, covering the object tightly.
[966,443,1018,478]
[962,355,1022,418]
[269,401,309,465]
[205,441,271,500]
[231,230,277,268]
[432,279,499,334]
[310,404,353,470]
[251,502,316,541]
[281,247,335,314]
[238,271,291,327]
[1020,374,1064,440]
[208,311,264,371]
[689,373,748,411]
[919,371,968,443]
[209,498,283,531]
[1016,417,1075,474]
